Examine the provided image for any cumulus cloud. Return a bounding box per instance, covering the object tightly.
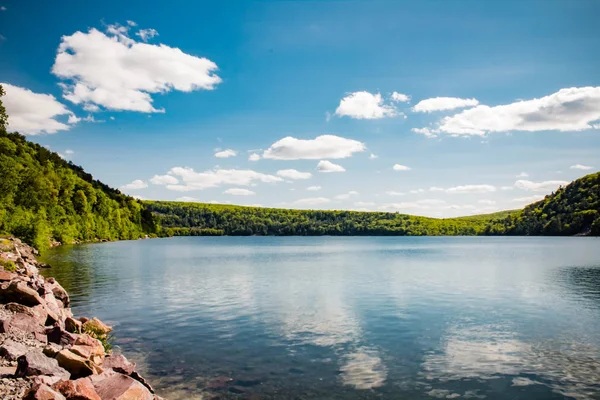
[120,179,148,190]
[413,97,479,112]
[379,199,474,212]
[214,149,237,158]
[335,191,359,200]
[224,188,255,196]
[276,169,312,180]
[429,186,444,192]
[334,91,399,119]
[51,24,221,113]
[392,164,411,171]
[291,197,331,206]
[163,167,282,191]
[431,87,600,136]
[150,174,179,185]
[317,160,345,173]
[248,153,261,161]
[306,186,321,191]
[390,92,410,103]
[570,164,593,170]
[263,135,365,160]
[136,28,158,42]
[514,179,568,192]
[1,82,75,134]
[445,184,496,194]
[411,127,438,138]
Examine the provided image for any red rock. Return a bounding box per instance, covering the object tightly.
[16,349,70,380]
[91,370,153,400]
[24,383,67,400]
[52,378,101,400]
[0,270,17,281]
[82,318,112,335]
[0,281,44,306]
[65,317,82,333]
[0,338,29,360]
[101,354,136,375]
[47,326,78,346]
[55,349,97,379]
[0,313,43,335]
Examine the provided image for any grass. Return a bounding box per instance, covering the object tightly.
[0,258,17,272]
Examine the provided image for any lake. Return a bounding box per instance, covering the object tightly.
[41,236,600,399]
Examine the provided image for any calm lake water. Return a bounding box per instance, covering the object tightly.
[41,237,600,399]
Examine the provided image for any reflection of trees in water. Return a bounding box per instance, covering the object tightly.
[553,266,600,305]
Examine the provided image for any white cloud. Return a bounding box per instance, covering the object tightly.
[409,189,425,194]
[434,86,600,136]
[224,188,255,196]
[164,167,282,191]
[516,172,529,177]
[413,97,479,112]
[411,127,438,138]
[429,186,444,192]
[390,92,410,103]
[570,164,593,170]
[355,201,376,207]
[386,191,405,196]
[317,160,345,173]
[248,153,261,161]
[126,20,137,27]
[214,149,237,158]
[334,91,399,119]
[392,164,411,171]
[276,169,312,180]
[263,134,365,160]
[291,197,331,206]
[150,174,179,185]
[120,179,148,190]
[1,82,75,134]
[514,179,568,192]
[379,199,471,211]
[83,103,100,112]
[52,24,221,113]
[369,153,378,159]
[306,186,321,191]
[512,195,545,204]
[478,199,496,205]
[445,185,496,194]
[335,191,359,200]
[136,28,158,42]
[175,196,199,202]
[501,186,514,191]
[64,149,74,155]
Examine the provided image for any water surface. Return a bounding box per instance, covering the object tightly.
[42,236,600,399]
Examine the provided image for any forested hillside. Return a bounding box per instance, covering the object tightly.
[500,172,600,236]
[0,86,158,250]
[145,201,514,236]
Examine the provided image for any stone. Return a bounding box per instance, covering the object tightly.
[46,278,70,308]
[24,383,67,400]
[0,281,44,306]
[0,365,17,376]
[90,370,153,400]
[101,354,135,375]
[52,378,101,400]
[82,318,112,335]
[55,349,97,379]
[0,270,17,281]
[6,302,55,325]
[0,313,43,335]
[0,338,29,360]
[130,371,155,394]
[78,317,89,324]
[65,317,82,334]
[16,350,70,380]
[46,326,78,346]
[32,374,64,387]
[74,335,105,358]
[43,343,63,358]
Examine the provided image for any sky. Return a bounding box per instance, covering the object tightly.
[1,0,599,218]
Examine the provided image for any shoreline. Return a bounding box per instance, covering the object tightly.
[0,237,164,400]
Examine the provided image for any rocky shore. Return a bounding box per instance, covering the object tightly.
[0,237,163,400]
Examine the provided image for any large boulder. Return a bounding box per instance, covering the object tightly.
[24,383,67,400]
[101,355,136,375]
[46,326,78,347]
[52,378,101,400]
[82,318,112,335]
[0,338,29,360]
[0,313,43,335]
[6,302,56,325]
[90,370,153,400]
[65,317,82,334]
[0,281,44,306]
[16,349,70,380]
[0,270,17,281]
[45,278,70,308]
[55,349,101,379]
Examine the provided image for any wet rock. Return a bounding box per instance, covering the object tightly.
[101,354,135,375]
[65,317,82,334]
[52,378,101,400]
[16,350,70,380]
[0,339,29,361]
[90,370,153,400]
[55,350,98,379]
[82,318,112,335]
[24,383,67,400]
[0,281,44,306]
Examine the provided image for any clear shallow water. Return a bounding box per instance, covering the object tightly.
[41,236,600,399]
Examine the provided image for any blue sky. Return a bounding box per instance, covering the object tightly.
[1,0,599,217]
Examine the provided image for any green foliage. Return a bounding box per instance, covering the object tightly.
[0,84,159,250]
[145,201,518,236]
[0,258,17,272]
[83,324,114,353]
